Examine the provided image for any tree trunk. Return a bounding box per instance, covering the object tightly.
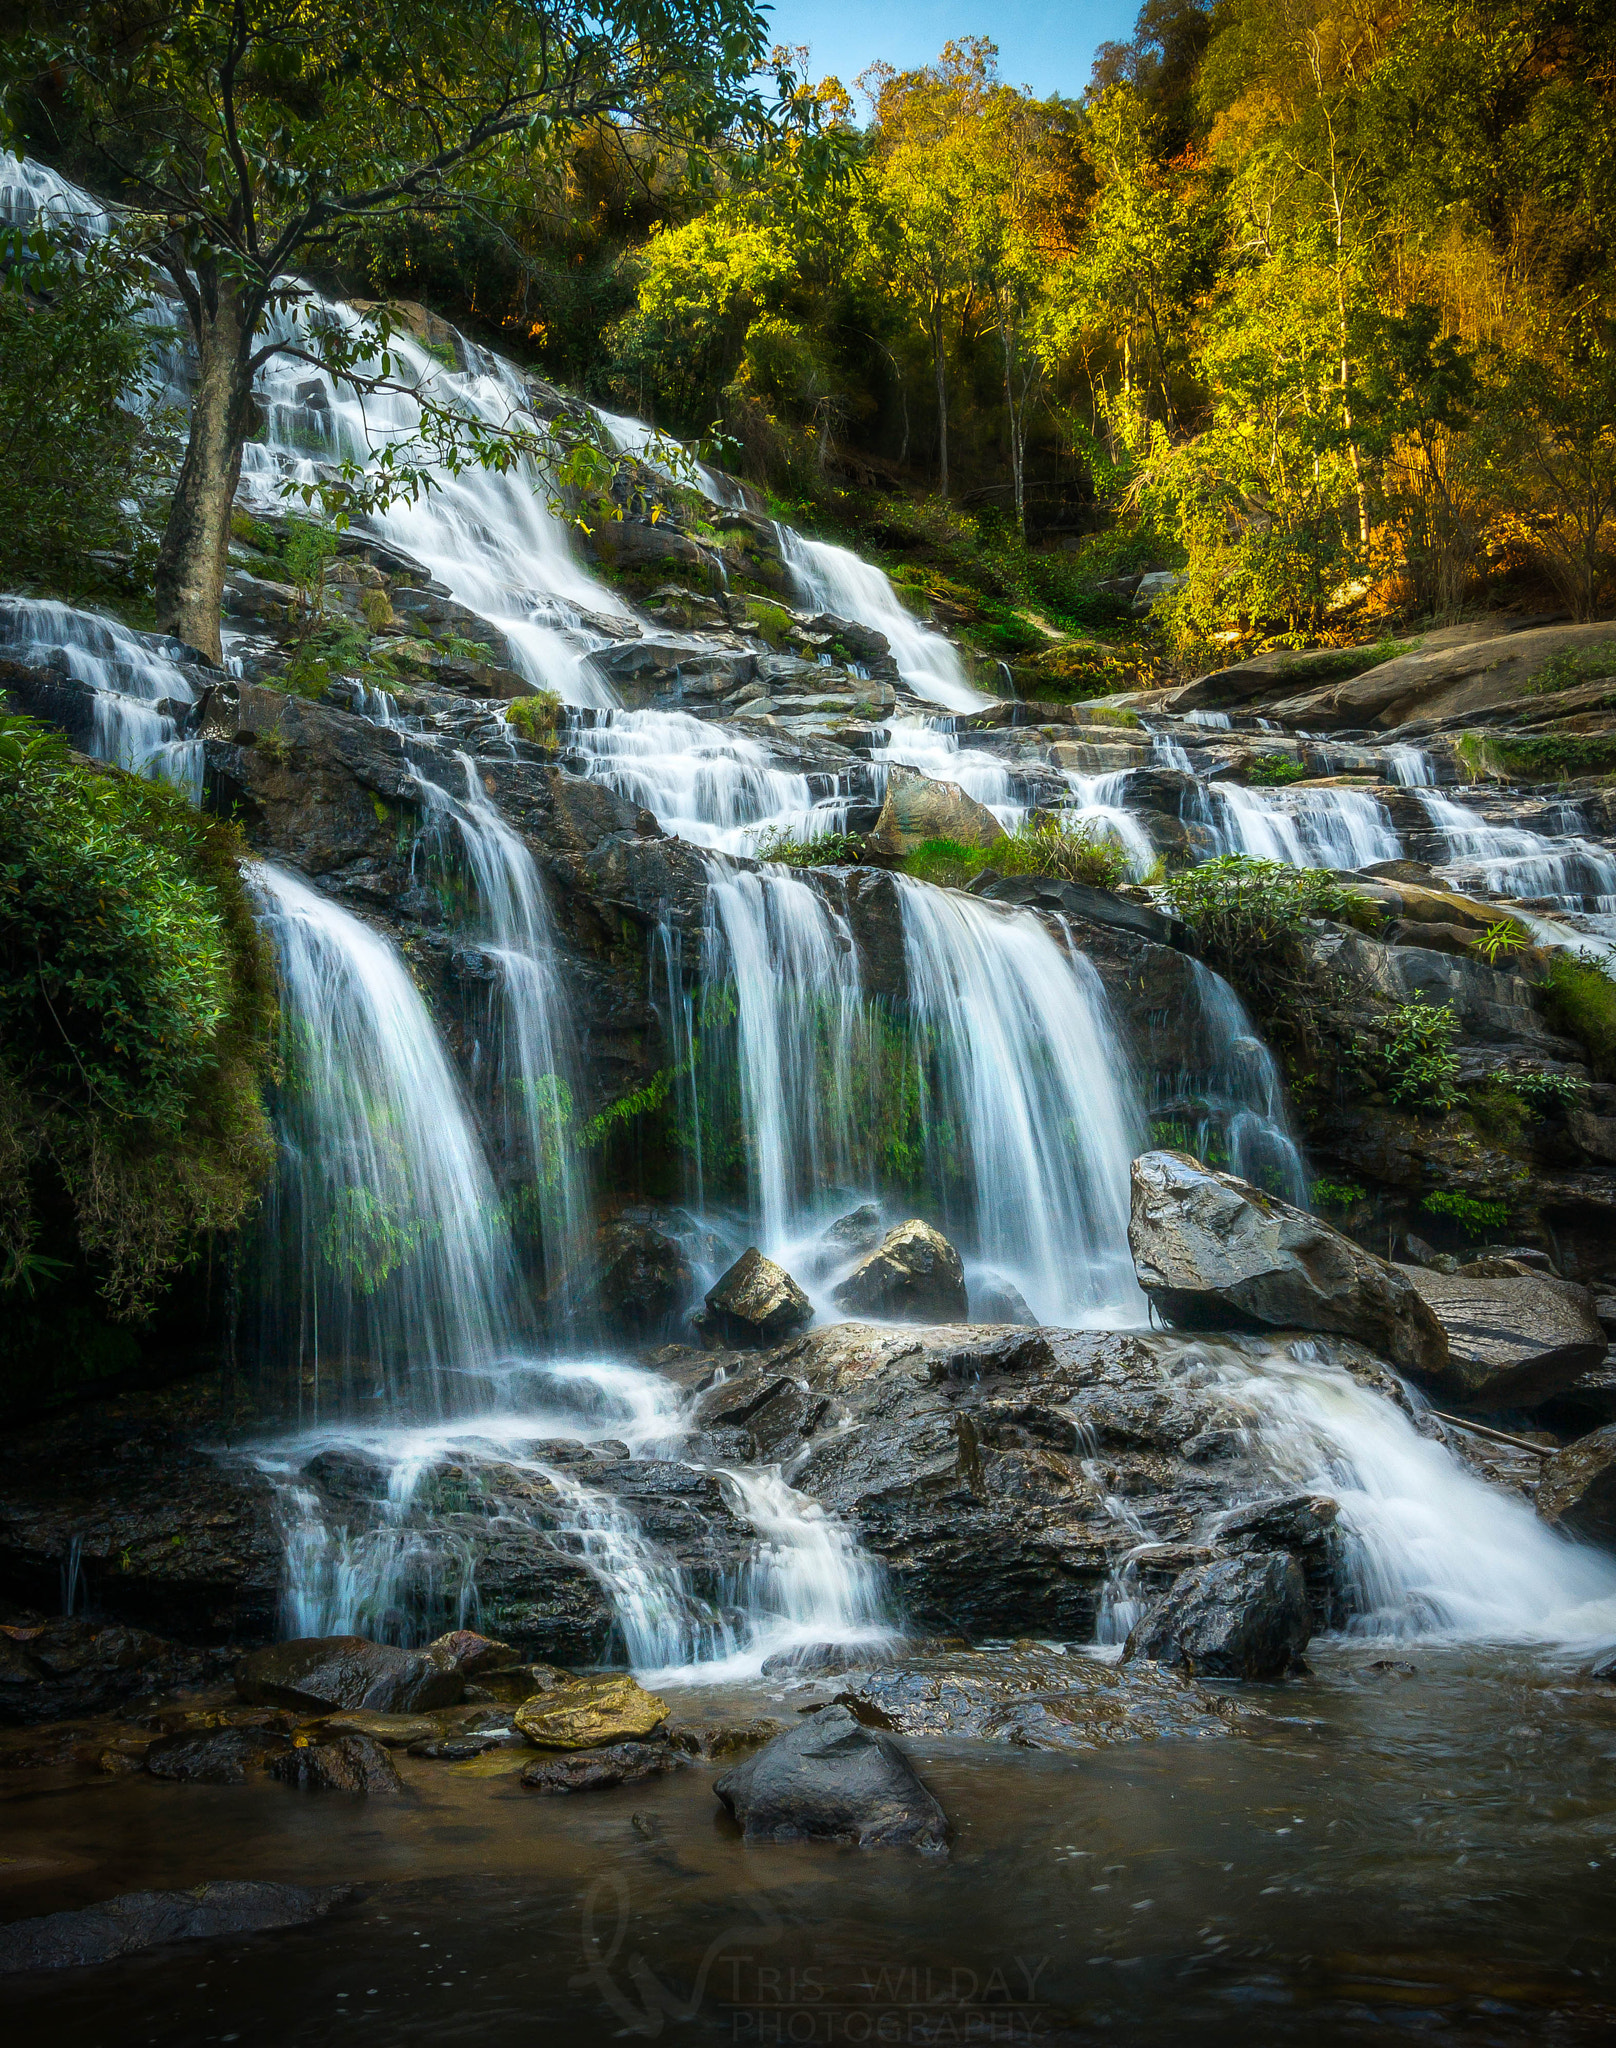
[156,282,255,665]
[932,308,949,499]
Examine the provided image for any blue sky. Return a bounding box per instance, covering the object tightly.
[762,0,1140,101]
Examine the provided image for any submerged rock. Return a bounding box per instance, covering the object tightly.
[832,1220,969,1323]
[1536,1425,1616,1546]
[665,1716,789,1758]
[0,1881,350,1974]
[144,1725,292,1783]
[1396,1267,1607,1407]
[269,1733,406,1794]
[514,1673,668,1750]
[1124,1552,1311,1680]
[235,1635,464,1715]
[1127,1150,1446,1375]
[713,1704,948,1852]
[694,1248,812,1347]
[521,1739,688,1793]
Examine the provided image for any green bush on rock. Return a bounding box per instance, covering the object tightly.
[0,720,276,1321]
[902,819,1133,892]
[1540,952,1616,1078]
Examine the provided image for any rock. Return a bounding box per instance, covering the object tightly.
[0,1881,350,1973]
[1213,1493,1340,1555]
[713,1705,948,1852]
[301,1710,441,1747]
[1127,1150,1446,1375]
[463,1661,573,1705]
[821,1204,884,1258]
[832,1220,969,1323]
[595,1216,694,1332]
[425,1629,515,1676]
[514,1673,669,1749]
[694,1248,812,1347]
[1124,1552,1311,1681]
[864,766,1002,864]
[235,1636,465,1715]
[0,1618,233,1728]
[269,1734,406,1794]
[832,1645,1247,1747]
[1395,1268,1607,1407]
[1536,1426,1616,1546]
[1590,1649,1616,1681]
[144,1726,292,1783]
[520,1740,689,1792]
[665,1717,788,1759]
[969,1273,1036,1326]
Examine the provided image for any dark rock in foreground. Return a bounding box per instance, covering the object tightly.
[0,1881,350,1973]
[1128,1150,1447,1376]
[833,1219,969,1323]
[144,1725,292,1783]
[0,1618,234,1728]
[1537,1425,1616,1545]
[235,1635,465,1715]
[713,1704,948,1852]
[1124,1552,1311,1680]
[694,1248,812,1347]
[1397,1266,1608,1407]
[521,1739,689,1793]
[829,1644,1250,1746]
[269,1733,406,1794]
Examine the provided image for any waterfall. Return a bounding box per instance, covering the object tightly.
[1061,769,1161,878]
[880,717,1022,822]
[1182,709,1232,730]
[248,862,518,1415]
[1385,743,1435,786]
[717,1467,894,1674]
[1415,792,1616,909]
[1188,780,1401,868]
[1158,960,1309,1207]
[0,595,203,795]
[774,524,988,713]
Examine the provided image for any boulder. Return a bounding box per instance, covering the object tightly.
[820,1204,884,1258]
[694,1248,812,1347]
[832,1220,969,1323]
[0,1882,349,1974]
[1395,1268,1607,1407]
[713,1704,948,1852]
[235,1635,464,1715]
[864,766,1002,864]
[1127,1150,1447,1375]
[464,1661,573,1705]
[970,1273,1037,1326]
[1536,1426,1616,1546]
[665,1717,789,1759]
[520,1739,688,1793]
[595,1216,694,1333]
[144,1726,292,1784]
[1123,1552,1311,1681]
[425,1630,515,1676]
[0,1619,232,1728]
[514,1673,668,1750]
[269,1734,406,1794]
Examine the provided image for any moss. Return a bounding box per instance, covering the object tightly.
[1245,753,1309,786]
[902,819,1132,891]
[1540,953,1616,1077]
[1082,705,1142,729]
[504,690,563,742]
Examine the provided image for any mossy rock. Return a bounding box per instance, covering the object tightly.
[513,1673,668,1750]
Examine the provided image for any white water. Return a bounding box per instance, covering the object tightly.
[1385,743,1435,786]
[1190,780,1401,868]
[1416,791,1616,909]
[248,862,517,1414]
[1161,960,1308,1207]
[880,716,1021,823]
[776,525,988,712]
[1062,769,1161,878]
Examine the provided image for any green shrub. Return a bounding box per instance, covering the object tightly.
[992,818,1132,888]
[1082,705,1142,729]
[1540,952,1616,1077]
[505,690,564,743]
[1160,856,1351,1058]
[1524,646,1616,695]
[902,837,989,889]
[1383,996,1461,1113]
[1503,1068,1584,1110]
[1245,753,1309,786]
[1421,1189,1508,1236]
[753,828,866,867]
[0,721,275,1319]
[1312,1178,1368,1209]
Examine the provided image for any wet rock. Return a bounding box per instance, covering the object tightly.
[426,1629,516,1676]
[0,1618,233,1728]
[1590,1650,1616,1681]
[1213,1493,1340,1556]
[665,1717,788,1758]
[595,1215,695,1333]
[514,1673,669,1749]
[864,766,1002,864]
[144,1725,292,1783]
[821,1205,884,1258]
[832,1220,969,1323]
[302,1710,441,1747]
[235,1635,465,1715]
[1124,1552,1311,1681]
[694,1248,812,1347]
[462,1661,573,1705]
[714,1705,948,1852]
[1395,1268,1607,1407]
[1536,1425,1616,1546]
[269,1733,406,1794]
[520,1739,689,1792]
[1128,1150,1447,1375]
[832,1646,1247,1747]
[970,1274,1037,1326]
[0,1881,350,1973]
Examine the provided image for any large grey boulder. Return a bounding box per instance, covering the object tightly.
[235,1635,464,1715]
[1123,1552,1311,1680]
[713,1704,948,1851]
[832,1219,969,1323]
[693,1247,812,1347]
[0,1882,349,1972]
[1395,1267,1607,1408]
[1128,1150,1446,1375]
[864,766,1001,863]
[1536,1426,1616,1546]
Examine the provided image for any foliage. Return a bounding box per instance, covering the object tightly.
[1475,917,1529,965]
[1539,952,1616,1079]
[992,817,1133,887]
[1159,855,1350,1054]
[1311,1178,1368,1210]
[0,725,276,1316]
[1502,1068,1585,1112]
[1421,1189,1508,1238]
[1382,997,1461,1113]
[752,828,867,866]
[1245,753,1308,786]
[901,837,989,889]
[0,214,167,593]
[504,690,564,742]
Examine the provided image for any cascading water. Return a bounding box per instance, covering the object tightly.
[775,524,988,713]
[1188,779,1402,868]
[248,862,518,1416]
[1061,769,1161,878]
[1415,790,1616,909]
[1155,960,1309,1207]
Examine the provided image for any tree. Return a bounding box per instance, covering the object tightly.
[10,0,780,660]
